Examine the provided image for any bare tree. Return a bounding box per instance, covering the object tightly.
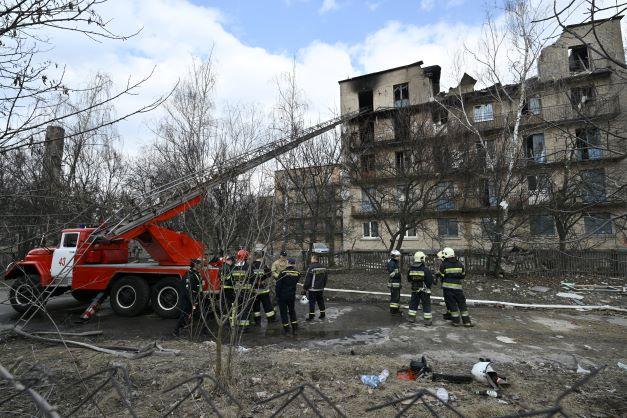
[0,0,166,154]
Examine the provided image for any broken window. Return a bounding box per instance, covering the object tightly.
[527,174,551,204]
[399,222,417,237]
[396,185,406,204]
[360,188,375,212]
[576,127,602,160]
[569,45,590,72]
[395,151,406,172]
[362,221,379,238]
[580,169,606,203]
[359,119,374,144]
[473,103,493,122]
[525,133,546,163]
[432,107,448,124]
[393,83,409,107]
[530,214,555,236]
[393,112,411,140]
[584,213,613,235]
[436,181,454,210]
[438,218,459,237]
[570,86,596,109]
[358,90,374,112]
[360,154,375,174]
[482,179,498,207]
[523,97,541,115]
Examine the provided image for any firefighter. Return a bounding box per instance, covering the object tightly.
[303,254,327,320]
[231,249,254,329]
[220,255,236,320]
[252,251,276,324]
[387,249,402,314]
[271,250,289,279]
[173,259,203,337]
[435,250,452,321]
[276,257,300,334]
[439,247,473,327]
[407,251,433,326]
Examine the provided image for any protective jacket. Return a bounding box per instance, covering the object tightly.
[271,258,289,279]
[252,260,271,294]
[407,262,433,292]
[276,266,300,300]
[303,262,327,292]
[439,258,465,289]
[220,263,235,290]
[387,258,401,285]
[231,262,253,291]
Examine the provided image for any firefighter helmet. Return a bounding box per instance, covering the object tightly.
[436,251,444,261]
[413,251,426,263]
[390,249,401,257]
[442,247,455,259]
[236,249,249,261]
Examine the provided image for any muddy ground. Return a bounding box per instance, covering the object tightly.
[0,274,625,417]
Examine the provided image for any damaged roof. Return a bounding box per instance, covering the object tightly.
[338,61,424,84]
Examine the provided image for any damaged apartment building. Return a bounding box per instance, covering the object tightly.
[336,17,626,252]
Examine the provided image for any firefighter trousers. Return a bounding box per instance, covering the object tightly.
[236,290,254,327]
[277,296,298,331]
[408,290,431,320]
[443,288,470,323]
[389,281,401,313]
[253,291,276,322]
[307,291,325,319]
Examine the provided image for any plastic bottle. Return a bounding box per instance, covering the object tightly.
[476,389,501,398]
[360,375,380,388]
[379,369,389,383]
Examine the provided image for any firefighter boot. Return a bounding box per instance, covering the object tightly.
[306,312,315,321]
[319,311,325,320]
[451,315,461,327]
[291,321,298,335]
[282,324,290,334]
[462,315,474,327]
[424,318,433,326]
[442,312,452,321]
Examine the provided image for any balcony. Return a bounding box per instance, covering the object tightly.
[518,142,624,167]
[473,95,620,131]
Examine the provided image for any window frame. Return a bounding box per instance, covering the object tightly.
[529,214,556,236]
[437,218,459,237]
[584,213,613,235]
[473,103,494,122]
[393,83,409,108]
[62,233,79,248]
[362,221,380,238]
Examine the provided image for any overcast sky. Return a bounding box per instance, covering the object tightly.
[41,0,625,153]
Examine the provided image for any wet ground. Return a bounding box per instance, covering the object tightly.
[0,286,626,416]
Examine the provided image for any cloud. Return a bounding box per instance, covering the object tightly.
[420,0,435,11]
[319,0,339,14]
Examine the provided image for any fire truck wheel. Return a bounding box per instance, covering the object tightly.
[110,276,150,317]
[9,274,43,314]
[151,277,181,319]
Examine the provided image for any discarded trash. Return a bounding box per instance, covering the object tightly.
[617,362,627,371]
[561,282,626,294]
[409,356,432,376]
[476,389,501,398]
[496,336,516,344]
[472,361,508,388]
[530,286,550,293]
[431,373,473,384]
[360,369,389,389]
[256,391,268,399]
[236,346,250,353]
[556,292,584,300]
[576,364,591,375]
[435,387,449,403]
[300,295,309,305]
[396,369,417,381]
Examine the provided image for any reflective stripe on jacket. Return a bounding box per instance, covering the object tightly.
[439,258,465,289]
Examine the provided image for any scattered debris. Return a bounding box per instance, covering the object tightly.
[435,387,449,403]
[476,389,501,398]
[561,282,626,293]
[360,369,389,389]
[236,345,251,353]
[529,286,550,293]
[396,369,417,381]
[556,292,584,300]
[576,364,591,375]
[409,356,432,376]
[471,360,508,389]
[431,373,473,384]
[616,362,627,371]
[496,336,516,344]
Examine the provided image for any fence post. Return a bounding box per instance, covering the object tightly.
[347,250,352,270]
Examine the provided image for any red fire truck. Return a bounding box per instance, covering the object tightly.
[3,113,356,318]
